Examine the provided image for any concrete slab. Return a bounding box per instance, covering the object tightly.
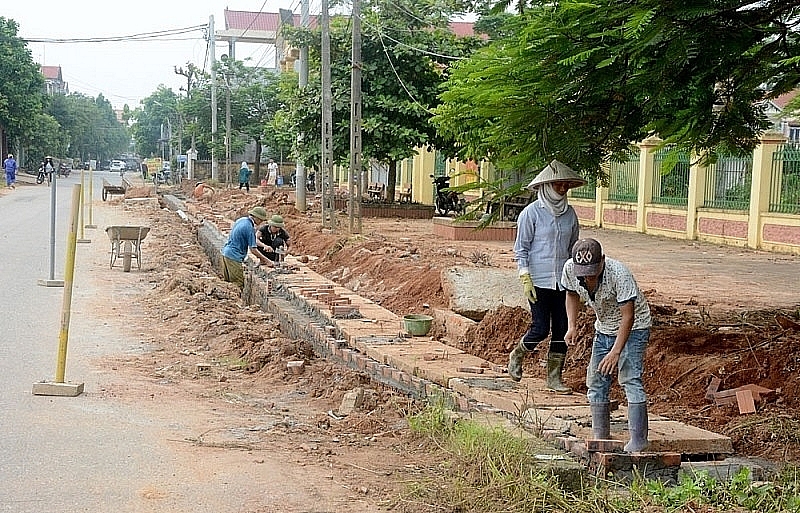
[442,267,527,321]
[32,381,84,397]
[37,279,65,287]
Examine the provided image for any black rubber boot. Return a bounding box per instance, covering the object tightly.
[624,402,649,452]
[507,338,529,382]
[590,402,611,439]
[545,351,572,394]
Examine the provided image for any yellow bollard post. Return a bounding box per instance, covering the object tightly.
[77,169,91,243]
[32,184,85,396]
[86,167,96,229]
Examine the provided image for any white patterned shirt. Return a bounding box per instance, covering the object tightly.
[561,257,651,335]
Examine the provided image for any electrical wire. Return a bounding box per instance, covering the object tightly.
[237,0,270,39]
[23,25,206,44]
[375,30,432,114]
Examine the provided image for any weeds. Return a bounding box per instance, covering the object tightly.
[402,401,800,513]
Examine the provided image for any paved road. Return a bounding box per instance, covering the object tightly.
[0,175,368,513]
[0,175,167,511]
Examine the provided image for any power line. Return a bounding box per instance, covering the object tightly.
[23,25,206,44]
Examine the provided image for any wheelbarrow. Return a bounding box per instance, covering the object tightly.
[105,225,150,272]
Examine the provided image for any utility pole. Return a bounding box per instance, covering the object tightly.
[349,0,362,233]
[321,0,335,230]
[209,15,219,181]
[295,0,310,212]
[224,58,231,186]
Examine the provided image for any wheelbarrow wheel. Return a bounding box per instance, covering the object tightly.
[122,240,133,272]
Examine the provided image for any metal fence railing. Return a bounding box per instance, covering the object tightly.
[652,147,690,206]
[570,180,596,200]
[769,143,800,214]
[703,153,753,210]
[607,148,640,203]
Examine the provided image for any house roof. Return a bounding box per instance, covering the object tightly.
[773,89,799,110]
[41,65,62,81]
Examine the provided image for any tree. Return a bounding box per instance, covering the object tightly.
[132,87,180,159]
[433,0,800,181]
[0,17,47,153]
[283,0,483,201]
[49,92,128,163]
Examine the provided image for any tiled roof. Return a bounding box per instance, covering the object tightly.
[224,9,282,31]
[773,89,799,110]
[41,65,62,80]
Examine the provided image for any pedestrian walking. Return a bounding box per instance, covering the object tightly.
[507,159,587,393]
[267,159,278,186]
[238,162,252,192]
[561,238,652,452]
[3,153,18,189]
[220,207,272,287]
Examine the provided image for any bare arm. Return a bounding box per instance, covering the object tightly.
[564,291,582,345]
[249,246,273,266]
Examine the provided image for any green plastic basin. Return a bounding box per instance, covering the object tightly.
[403,314,433,336]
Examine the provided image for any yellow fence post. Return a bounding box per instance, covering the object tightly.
[748,131,787,249]
[32,184,85,397]
[686,152,708,240]
[86,166,96,229]
[636,136,660,232]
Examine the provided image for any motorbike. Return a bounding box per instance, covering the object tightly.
[431,174,465,216]
[57,163,71,177]
[36,164,53,185]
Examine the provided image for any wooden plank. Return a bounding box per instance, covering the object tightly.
[736,389,757,414]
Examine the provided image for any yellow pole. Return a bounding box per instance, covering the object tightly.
[77,169,90,243]
[86,167,96,228]
[55,184,82,383]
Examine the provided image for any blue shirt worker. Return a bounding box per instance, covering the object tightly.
[508,160,586,393]
[220,206,271,287]
[3,154,18,189]
[561,238,652,452]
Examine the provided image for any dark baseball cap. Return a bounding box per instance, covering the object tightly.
[571,238,604,277]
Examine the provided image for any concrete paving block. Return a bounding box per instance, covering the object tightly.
[32,381,85,397]
[442,267,528,321]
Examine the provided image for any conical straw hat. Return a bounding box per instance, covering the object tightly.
[527,160,588,190]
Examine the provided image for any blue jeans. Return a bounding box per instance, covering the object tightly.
[586,329,649,404]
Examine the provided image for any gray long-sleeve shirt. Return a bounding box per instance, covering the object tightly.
[513,199,579,290]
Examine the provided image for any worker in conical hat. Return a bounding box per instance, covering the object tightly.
[508,160,587,393]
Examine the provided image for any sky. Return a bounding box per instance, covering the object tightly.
[5,1,302,110]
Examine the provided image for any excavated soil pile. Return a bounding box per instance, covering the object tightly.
[143,184,800,462]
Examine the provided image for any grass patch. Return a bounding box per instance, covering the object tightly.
[399,400,800,513]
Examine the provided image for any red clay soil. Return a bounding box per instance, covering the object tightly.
[176,184,800,462]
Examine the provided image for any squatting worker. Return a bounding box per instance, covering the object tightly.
[220,206,272,287]
[256,214,290,264]
[561,238,652,452]
[508,159,587,393]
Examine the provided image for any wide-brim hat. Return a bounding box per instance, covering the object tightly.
[248,206,269,222]
[527,159,587,190]
[268,214,285,228]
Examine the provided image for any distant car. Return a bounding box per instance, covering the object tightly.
[110,160,126,172]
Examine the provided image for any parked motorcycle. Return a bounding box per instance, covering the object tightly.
[431,174,465,216]
[57,163,71,177]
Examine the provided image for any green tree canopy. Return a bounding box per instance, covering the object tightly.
[433,0,800,180]
[0,17,46,143]
[282,0,483,198]
[49,92,129,163]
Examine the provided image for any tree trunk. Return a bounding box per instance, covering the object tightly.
[253,136,262,182]
[386,159,397,204]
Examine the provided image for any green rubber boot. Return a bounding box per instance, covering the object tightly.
[507,338,529,382]
[545,351,572,394]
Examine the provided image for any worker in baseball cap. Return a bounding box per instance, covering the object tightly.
[220,206,272,287]
[508,160,587,393]
[561,238,652,452]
